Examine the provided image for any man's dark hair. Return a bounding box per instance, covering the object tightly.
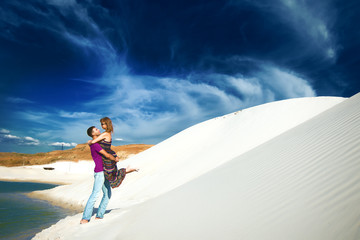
[87,126,95,137]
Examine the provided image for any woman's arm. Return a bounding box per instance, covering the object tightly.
[88,132,109,145]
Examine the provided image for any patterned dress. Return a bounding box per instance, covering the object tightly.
[99,139,126,188]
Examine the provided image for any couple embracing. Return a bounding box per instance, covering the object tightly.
[80,117,138,224]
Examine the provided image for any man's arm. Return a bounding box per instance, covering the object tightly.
[99,149,119,161]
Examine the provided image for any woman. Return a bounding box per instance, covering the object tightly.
[88,117,138,188]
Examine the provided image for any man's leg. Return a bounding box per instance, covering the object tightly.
[81,172,105,223]
[96,177,111,219]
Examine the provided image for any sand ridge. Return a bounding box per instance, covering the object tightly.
[2,95,359,240]
[43,94,359,240]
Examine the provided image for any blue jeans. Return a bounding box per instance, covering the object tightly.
[82,171,111,220]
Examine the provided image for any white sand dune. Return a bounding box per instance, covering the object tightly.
[4,94,360,239]
[112,93,360,240]
[28,96,345,210]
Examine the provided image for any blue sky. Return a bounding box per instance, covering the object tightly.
[0,0,359,153]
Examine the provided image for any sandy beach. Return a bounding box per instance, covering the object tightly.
[1,94,359,240]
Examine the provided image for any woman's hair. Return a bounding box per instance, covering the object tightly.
[100,117,114,133]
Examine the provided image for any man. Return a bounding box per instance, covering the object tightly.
[80,126,118,224]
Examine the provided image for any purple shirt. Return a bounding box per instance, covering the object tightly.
[90,143,104,173]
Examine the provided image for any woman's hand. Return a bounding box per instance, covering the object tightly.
[87,140,93,145]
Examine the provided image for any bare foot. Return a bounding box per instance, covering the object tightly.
[80,219,89,224]
[95,217,102,220]
[126,166,139,174]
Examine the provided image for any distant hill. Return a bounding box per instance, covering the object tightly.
[0,144,153,167]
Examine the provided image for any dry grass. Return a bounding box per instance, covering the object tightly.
[0,143,153,167]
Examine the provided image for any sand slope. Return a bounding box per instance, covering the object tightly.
[113,93,360,240]
[30,94,360,240]
[29,97,344,211]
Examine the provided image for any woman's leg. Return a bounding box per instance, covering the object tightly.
[126,165,139,174]
[81,172,105,222]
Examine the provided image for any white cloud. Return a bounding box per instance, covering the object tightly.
[0,0,321,147]
[0,0,119,68]
[59,111,101,119]
[228,0,338,62]
[6,97,34,104]
[23,136,40,145]
[15,111,52,122]
[0,134,40,146]
[83,59,316,144]
[4,134,20,139]
[277,0,337,61]
[0,129,10,134]
[46,0,77,7]
[10,111,99,147]
[257,66,316,98]
[49,142,77,147]
[327,48,335,59]
[85,74,237,143]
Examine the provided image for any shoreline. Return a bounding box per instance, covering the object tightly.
[0,163,91,213]
[0,177,84,212]
[0,177,72,185]
[0,182,78,240]
[26,191,83,212]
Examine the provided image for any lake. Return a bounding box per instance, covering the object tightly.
[0,181,77,240]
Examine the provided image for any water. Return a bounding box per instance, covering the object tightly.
[0,181,78,240]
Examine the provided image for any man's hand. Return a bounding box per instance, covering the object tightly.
[99,149,116,161]
[115,157,120,162]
